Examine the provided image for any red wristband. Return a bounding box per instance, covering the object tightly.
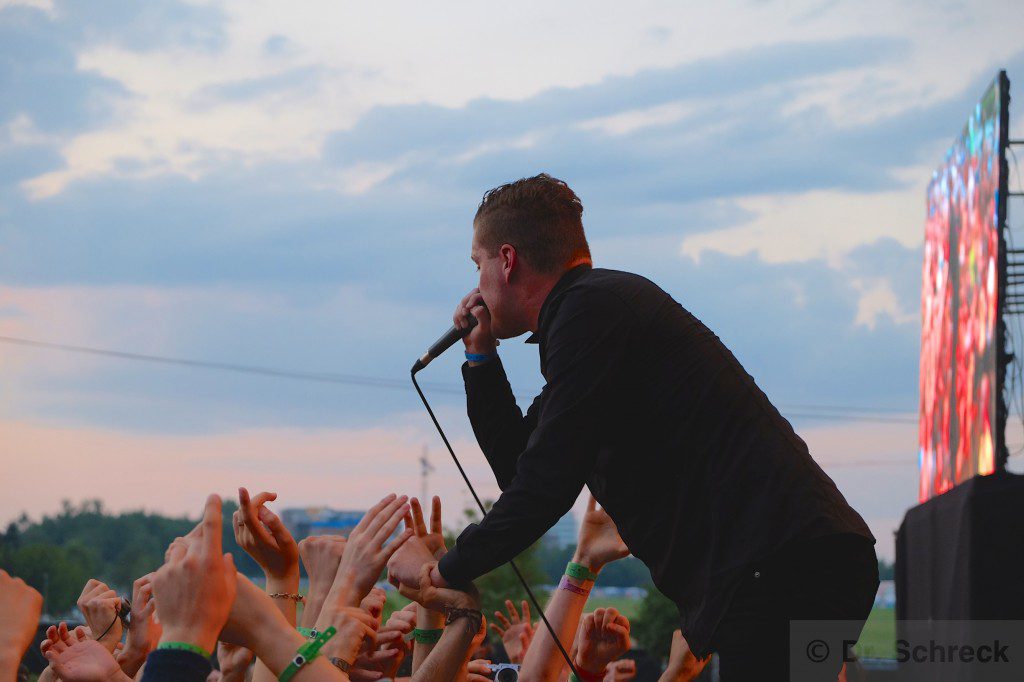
[571,664,607,682]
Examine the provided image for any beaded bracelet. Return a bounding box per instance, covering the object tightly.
[443,606,483,633]
[270,592,304,603]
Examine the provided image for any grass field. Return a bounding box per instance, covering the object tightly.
[853,606,896,659]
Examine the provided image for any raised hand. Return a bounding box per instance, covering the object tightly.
[466,658,494,682]
[455,287,498,355]
[370,602,415,677]
[0,569,43,677]
[117,573,161,676]
[318,494,412,622]
[386,534,437,591]
[605,657,637,681]
[42,625,126,682]
[297,534,346,627]
[409,496,447,559]
[399,563,480,613]
[658,629,709,682]
[381,603,417,641]
[76,579,123,653]
[574,608,631,679]
[233,488,299,581]
[489,599,535,664]
[152,494,238,656]
[216,641,255,682]
[574,496,629,573]
[319,606,380,675]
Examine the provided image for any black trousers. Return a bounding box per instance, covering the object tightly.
[710,532,879,681]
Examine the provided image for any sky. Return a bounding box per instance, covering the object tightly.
[2,0,1023,561]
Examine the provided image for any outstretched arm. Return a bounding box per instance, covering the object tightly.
[439,288,634,587]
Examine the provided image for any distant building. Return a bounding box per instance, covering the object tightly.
[543,510,578,548]
[281,507,365,541]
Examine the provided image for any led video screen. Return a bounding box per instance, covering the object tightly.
[919,73,1008,502]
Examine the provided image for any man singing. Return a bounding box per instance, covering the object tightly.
[390,173,878,679]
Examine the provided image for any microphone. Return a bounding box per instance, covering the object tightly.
[412,313,478,374]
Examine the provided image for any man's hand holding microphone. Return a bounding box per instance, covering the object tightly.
[455,288,497,366]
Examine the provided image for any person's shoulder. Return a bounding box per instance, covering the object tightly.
[575,267,662,289]
[552,268,650,320]
[566,268,668,305]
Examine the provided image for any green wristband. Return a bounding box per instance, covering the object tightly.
[565,561,599,582]
[412,628,444,644]
[156,641,212,659]
[296,627,319,639]
[279,626,336,682]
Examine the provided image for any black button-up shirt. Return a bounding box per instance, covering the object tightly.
[436,265,873,656]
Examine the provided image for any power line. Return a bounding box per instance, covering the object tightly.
[0,334,918,424]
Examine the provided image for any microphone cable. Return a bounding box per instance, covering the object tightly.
[410,370,582,679]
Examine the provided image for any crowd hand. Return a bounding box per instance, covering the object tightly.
[489,599,534,664]
[464,615,488,664]
[216,641,255,682]
[386,532,437,592]
[399,563,481,613]
[346,587,399,680]
[658,629,709,682]
[320,494,412,619]
[117,573,161,675]
[455,287,498,354]
[604,658,637,681]
[365,604,416,679]
[42,624,130,682]
[319,606,380,675]
[153,494,238,656]
[0,569,43,674]
[298,534,346,626]
[409,496,447,559]
[466,658,494,682]
[359,587,387,631]
[76,579,124,653]
[381,603,417,641]
[574,608,631,678]
[352,645,401,681]
[233,488,299,581]
[574,496,629,573]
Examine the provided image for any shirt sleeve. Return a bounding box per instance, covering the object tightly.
[439,288,634,585]
[140,649,212,682]
[462,356,542,490]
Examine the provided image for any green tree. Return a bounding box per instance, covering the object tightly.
[1,543,97,615]
[631,584,680,664]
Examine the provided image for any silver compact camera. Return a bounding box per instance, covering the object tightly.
[486,663,520,681]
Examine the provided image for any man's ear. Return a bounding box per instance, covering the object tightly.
[499,244,518,284]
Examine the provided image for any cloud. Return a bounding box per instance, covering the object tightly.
[680,190,922,266]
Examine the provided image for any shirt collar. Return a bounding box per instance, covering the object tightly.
[524,264,593,344]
